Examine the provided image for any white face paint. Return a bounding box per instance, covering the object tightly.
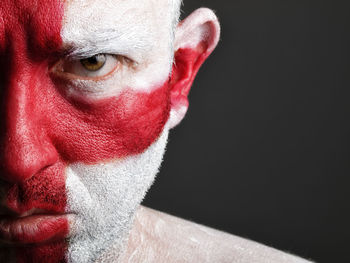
[65,127,169,262]
[60,0,182,262]
[61,0,180,99]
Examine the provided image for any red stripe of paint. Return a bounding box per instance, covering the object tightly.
[49,80,171,163]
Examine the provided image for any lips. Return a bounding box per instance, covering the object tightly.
[0,214,69,245]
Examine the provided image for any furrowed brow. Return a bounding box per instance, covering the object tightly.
[63,27,153,61]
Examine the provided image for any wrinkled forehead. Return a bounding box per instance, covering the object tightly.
[63,0,173,26]
[0,0,175,55]
[62,0,174,56]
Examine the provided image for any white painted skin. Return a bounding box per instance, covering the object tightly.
[60,0,313,262]
[61,0,180,99]
[119,207,314,263]
[65,126,169,263]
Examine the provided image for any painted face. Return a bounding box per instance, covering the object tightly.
[0,0,219,262]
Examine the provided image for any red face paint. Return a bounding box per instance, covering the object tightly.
[0,0,68,262]
[48,80,171,163]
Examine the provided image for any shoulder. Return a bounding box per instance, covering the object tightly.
[120,206,314,263]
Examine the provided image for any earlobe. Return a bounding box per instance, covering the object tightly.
[168,8,220,129]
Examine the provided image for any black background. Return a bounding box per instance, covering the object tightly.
[143,1,350,262]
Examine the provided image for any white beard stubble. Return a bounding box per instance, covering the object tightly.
[65,127,169,263]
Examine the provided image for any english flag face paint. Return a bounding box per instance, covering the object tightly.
[0,0,214,261]
[0,0,176,261]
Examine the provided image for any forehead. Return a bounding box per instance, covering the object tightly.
[62,0,174,48]
[0,0,64,52]
[64,0,172,21]
[0,0,174,53]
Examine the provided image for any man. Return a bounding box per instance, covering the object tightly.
[0,0,312,262]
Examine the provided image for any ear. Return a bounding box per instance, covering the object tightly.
[168,8,220,128]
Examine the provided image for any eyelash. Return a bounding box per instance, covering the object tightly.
[51,54,125,81]
[49,53,139,99]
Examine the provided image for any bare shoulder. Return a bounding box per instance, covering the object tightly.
[120,206,314,263]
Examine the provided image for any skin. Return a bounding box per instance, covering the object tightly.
[119,207,312,263]
[0,0,313,262]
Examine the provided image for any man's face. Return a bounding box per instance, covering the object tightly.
[0,0,219,262]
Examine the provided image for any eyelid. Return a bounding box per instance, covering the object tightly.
[51,54,124,81]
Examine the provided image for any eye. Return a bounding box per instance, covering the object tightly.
[80,54,106,71]
[55,54,120,79]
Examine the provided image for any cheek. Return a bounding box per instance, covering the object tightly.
[64,126,169,261]
[48,82,171,163]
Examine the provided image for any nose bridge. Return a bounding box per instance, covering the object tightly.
[0,53,58,183]
[6,60,40,144]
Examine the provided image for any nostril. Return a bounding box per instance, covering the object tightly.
[37,164,54,175]
[0,177,10,197]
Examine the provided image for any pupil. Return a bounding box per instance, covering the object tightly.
[87,55,104,65]
[87,56,98,64]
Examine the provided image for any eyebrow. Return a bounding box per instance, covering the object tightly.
[63,27,153,61]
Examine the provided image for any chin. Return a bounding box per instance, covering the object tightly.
[64,126,169,262]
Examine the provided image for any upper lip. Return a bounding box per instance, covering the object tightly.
[0,207,62,219]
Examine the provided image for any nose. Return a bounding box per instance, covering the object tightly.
[0,61,58,184]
